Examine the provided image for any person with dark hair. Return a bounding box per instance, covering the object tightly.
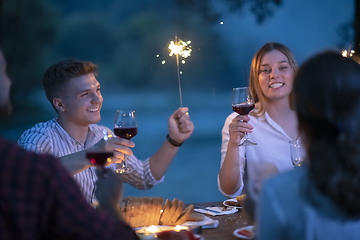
[0,49,139,239]
[219,42,299,198]
[256,51,360,239]
[18,59,194,204]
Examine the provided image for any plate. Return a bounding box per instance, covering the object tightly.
[183,216,217,228]
[223,198,243,208]
[233,225,255,239]
[135,226,204,239]
[194,234,204,240]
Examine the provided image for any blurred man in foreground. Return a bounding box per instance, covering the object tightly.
[0,49,139,239]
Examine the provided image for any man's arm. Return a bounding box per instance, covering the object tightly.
[59,150,91,174]
[94,168,123,219]
[44,153,138,239]
[18,132,92,175]
[149,107,194,180]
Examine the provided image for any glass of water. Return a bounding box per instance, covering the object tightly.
[289,140,305,167]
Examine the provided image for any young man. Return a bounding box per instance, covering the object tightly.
[18,59,194,203]
[0,50,139,239]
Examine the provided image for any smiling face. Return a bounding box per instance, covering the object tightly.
[0,50,12,117]
[54,73,102,127]
[258,50,294,102]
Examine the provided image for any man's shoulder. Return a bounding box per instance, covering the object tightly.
[19,119,57,136]
[1,137,55,161]
[89,123,109,130]
[89,124,111,134]
[17,119,59,147]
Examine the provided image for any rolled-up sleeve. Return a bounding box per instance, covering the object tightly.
[110,156,164,190]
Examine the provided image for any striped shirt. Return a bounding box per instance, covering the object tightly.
[18,119,163,203]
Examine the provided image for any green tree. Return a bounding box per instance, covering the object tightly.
[175,0,283,24]
[0,0,58,106]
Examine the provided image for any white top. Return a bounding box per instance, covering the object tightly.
[256,167,360,240]
[219,111,295,198]
[18,119,163,203]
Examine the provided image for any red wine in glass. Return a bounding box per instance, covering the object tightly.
[114,127,138,140]
[232,103,255,115]
[232,87,257,146]
[113,110,137,174]
[86,152,113,166]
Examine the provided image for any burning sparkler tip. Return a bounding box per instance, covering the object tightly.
[168,38,192,59]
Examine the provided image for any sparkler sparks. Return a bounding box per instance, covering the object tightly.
[342,49,355,57]
[168,39,192,58]
[166,38,193,107]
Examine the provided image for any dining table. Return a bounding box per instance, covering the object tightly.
[187,201,254,240]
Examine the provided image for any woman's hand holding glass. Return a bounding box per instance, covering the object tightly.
[228,114,254,146]
[232,87,257,146]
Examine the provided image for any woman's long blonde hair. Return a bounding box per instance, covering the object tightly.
[249,43,298,117]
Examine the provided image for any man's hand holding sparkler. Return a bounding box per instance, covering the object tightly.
[167,107,194,146]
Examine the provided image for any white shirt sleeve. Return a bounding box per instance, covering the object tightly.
[218,112,246,198]
[109,156,164,190]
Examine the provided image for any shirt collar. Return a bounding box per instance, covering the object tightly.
[53,118,98,147]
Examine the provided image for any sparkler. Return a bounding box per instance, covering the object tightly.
[342,49,355,57]
[168,37,192,107]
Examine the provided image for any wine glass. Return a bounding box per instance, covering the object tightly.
[232,87,257,146]
[289,140,304,167]
[113,110,138,174]
[86,129,113,174]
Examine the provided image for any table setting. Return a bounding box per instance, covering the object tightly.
[116,195,254,240]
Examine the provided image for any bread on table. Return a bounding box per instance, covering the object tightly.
[159,199,172,225]
[121,196,195,228]
[175,204,195,224]
[186,212,205,222]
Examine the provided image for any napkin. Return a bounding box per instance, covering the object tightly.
[184,215,220,229]
[202,219,219,228]
[194,206,239,216]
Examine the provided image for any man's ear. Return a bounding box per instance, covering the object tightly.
[53,98,65,112]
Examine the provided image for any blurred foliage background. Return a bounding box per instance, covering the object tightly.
[0,0,355,133]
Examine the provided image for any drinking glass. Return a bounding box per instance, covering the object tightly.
[113,110,138,174]
[232,87,257,146]
[86,129,113,174]
[289,140,304,167]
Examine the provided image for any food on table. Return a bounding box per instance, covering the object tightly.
[121,197,194,228]
[236,194,246,202]
[186,212,205,222]
[224,200,242,207]
[237,228,254,238]
[224,194,246,207]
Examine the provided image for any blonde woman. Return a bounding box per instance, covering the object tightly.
[218,42,299,198]
[257,51,360,240]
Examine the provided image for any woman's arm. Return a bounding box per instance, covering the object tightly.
[218,113,252,197]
